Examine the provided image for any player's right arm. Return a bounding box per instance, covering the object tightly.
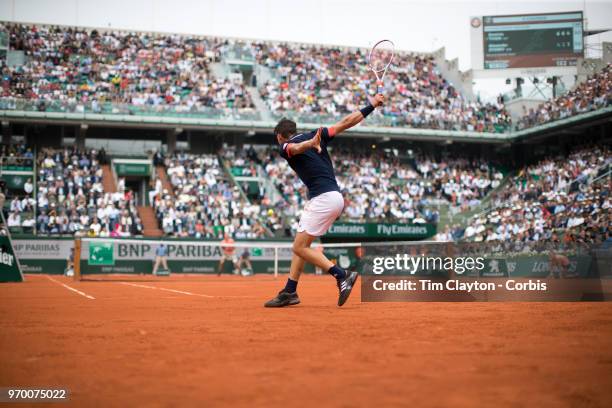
[281,93,385,157]
[329,94,385,136]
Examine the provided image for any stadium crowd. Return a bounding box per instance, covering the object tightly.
[3,23,611,134]
[413,155,503,210]
[152,152,267,239]
[2,141,608,244]
[1,23,255,115]
[33,147,143,236]
[518,64,612,130]
[253,42,512,132]
[254,145,504,234]
[460,145,611,243]
[257,147,305,235]
[0,143,34,168]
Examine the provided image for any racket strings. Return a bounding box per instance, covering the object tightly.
[368,40,395,74]
[370,51,393,72]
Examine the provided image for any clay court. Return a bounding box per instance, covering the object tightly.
[1,274,611,407]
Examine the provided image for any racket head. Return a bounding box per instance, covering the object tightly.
[367,39,395,74]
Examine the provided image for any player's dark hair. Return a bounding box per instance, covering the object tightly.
[274,118,297,139]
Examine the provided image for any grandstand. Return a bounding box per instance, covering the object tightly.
[2,22,610,139]
[0,21,610,248]
[35,147,143,236]
[2,23,256,118]
[254,42,512,131]
[461,145,611,244]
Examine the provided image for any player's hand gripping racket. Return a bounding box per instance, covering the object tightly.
[367,39,395,95]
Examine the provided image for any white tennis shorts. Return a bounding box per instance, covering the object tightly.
[297,191,344,237]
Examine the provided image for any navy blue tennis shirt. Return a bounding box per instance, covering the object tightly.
[279,127,340,199]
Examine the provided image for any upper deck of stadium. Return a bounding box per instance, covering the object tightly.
[0,22,610,142]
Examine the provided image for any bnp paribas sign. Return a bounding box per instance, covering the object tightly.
[327,223,436,239]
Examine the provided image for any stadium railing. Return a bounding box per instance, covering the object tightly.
[0,99,261,121]
[1,98,609,142]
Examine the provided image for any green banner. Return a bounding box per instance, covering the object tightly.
[327,223,436,239]
[13,259,67,274]
[0,174,29,190]
[88,242,115,265]
[114,163,151,176]
[0,236,23,282]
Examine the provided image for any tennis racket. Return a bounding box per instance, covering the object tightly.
[367,39,395,94]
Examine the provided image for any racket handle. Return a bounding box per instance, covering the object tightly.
[376,80,384,95]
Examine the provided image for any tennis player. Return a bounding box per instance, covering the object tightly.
[264,93,385,307]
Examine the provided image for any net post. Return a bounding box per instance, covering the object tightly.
[73,237,81,281]
[274,246,279,279]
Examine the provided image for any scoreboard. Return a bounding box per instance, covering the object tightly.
[482,12,583,70]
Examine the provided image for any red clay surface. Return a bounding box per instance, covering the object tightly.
[1,274,612,408]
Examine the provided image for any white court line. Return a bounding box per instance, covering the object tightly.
[119,282,215,298]
[45,275,95,300]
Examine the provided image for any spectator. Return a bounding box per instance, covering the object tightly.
[7,210,21,227]
[23,178,33,195]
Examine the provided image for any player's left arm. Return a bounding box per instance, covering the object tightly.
[328,94,385,136]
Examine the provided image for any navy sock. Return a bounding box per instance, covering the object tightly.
[327,265,346,280]
[284,278,298,293]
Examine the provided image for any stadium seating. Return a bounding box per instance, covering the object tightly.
[1,143,35,233]
[1,23,256,118]
[517,64,612,130]
[253,42,512,132]
[255,147,303,235]
[461,145,611,243]
[0,23,511,132]
[0,143,34,169]
[152,152,267,239]
[2,23,610,133]
[35,147,143,236]
[254,146,504,234]
[2,139,609,242]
